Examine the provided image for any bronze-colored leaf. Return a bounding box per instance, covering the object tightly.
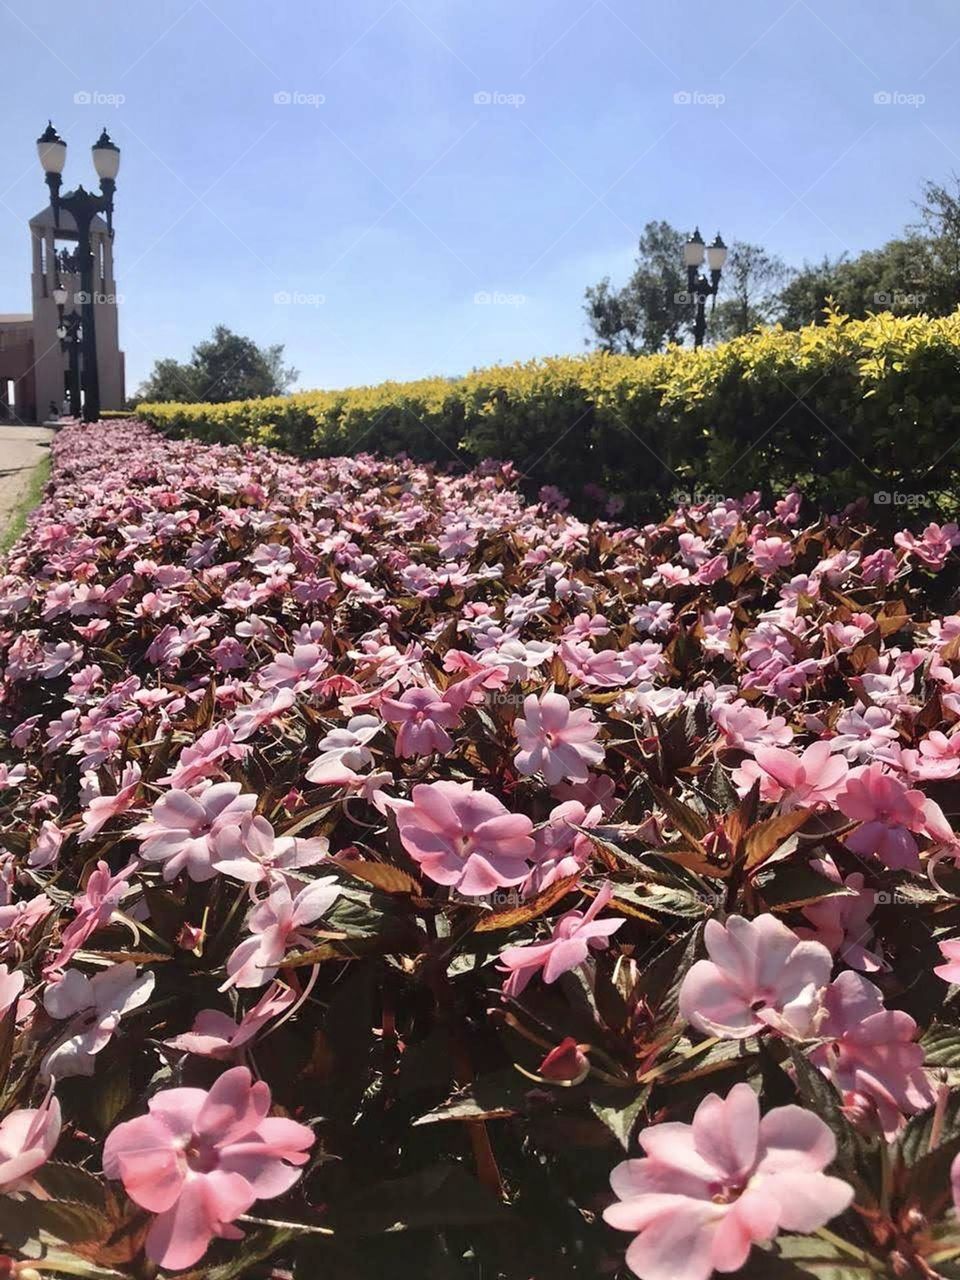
[339,858,421,895]
[474,871,582,932]
[742,809,811,872]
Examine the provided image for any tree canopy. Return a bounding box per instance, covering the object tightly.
[136,325,298,403]
[586,172,960,350]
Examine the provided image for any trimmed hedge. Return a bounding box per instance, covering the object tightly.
[138,308,960,515]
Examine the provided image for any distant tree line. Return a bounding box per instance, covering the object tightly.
[585,175,960,353]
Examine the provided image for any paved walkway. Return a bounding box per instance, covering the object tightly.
[0,425,54,538]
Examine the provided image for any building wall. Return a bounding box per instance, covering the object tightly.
[30,211,125,418]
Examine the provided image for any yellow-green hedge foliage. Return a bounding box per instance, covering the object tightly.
[138,309,960,514]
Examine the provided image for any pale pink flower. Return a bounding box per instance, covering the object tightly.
[809,970,933,1138]
[102,1065,314,1270]
[380,686,460,757]
[28,819,64,870]
[0,1088,61,1194]
[0,964,29,1024]
[224,877,341,989]
[304,715,382,783]
[0,763,26,789]
[514,692,604,785]
[52,860,137,973]
[522,799,602,895]
[42,961,155,1079]
[211,813,329,885]
[166,981,296,1059]
[679,914,832,1040]
[258,643,330,692]
[499,883,623,997]
[828,705,897,763]
[132,783,257,882]
[732,741,848,811]
[711,700,791,751]
[604,1083,852,1280]
[230,687,296,741]
[390,780,535,896]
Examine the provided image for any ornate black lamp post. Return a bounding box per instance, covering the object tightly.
[683,228,728,349]
[36,122,120,423]
[52,281,82,418]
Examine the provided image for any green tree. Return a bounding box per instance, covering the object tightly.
[584,220,695,354]
[777,255,847,328]
[778,240,933,328]
[137,326,298,403]
[712,242,791,339]
[134,356,203,403]
[912,174,960,313]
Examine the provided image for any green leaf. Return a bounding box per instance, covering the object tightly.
[920,1021,960,1068]
[35,1161,108,1210]
[756,863,855,911]
[737,1232,888,1277]
[178,1227,299,1280]
[588,1082,649,1150]
[610,878,709,920]
[414,1068,531,1125]
[788,1049,879,1193]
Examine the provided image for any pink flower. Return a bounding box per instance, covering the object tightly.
[711,700,791,751]
[258,643,330,692]
[750,535,795,576]
[836,763,951,871]
[0,1088,61,1195]
[42,961,155,1079]
[390,780,535,896]
[798,858,883,972]
[809,970,933,1138]
[732,741,848,811]
[380,686,460,757]
[0,964,27,1023]
[603,1083,853,1280]
[161,724,246,789]
[132,783,257,882]
[304,715,382,784]
[679,914,832,1040]
[499,883,624,997]
[514,692,604,785]
[28,819,64,870]
[52,860,137,975]
[895,522,960,571]
[78,763,142,842]
[861,548,897,585]
[211,813,329,885]
[936,939,960,984]
[102,1065,314,1270]
[224,877,341,989]
[522,799,601,895]
[166,981,296,1059]
[231,687,296,741]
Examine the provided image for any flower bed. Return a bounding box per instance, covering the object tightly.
[3,420,960,1278]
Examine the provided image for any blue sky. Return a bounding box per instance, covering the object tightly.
[1,0,960,395]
